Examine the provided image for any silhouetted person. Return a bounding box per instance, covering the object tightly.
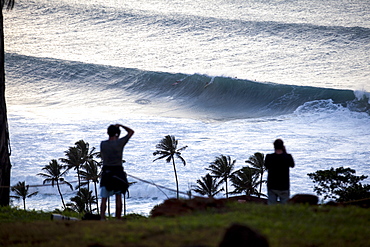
[100,124,134,220]
[264,139,295,204]
[219,223,269,247]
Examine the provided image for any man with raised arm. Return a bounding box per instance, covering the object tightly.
[264,139,295,205]
[100,124,134,220]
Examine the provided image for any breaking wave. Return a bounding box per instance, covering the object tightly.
[5,53,369,120]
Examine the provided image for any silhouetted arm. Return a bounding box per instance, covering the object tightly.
[116,124,134,139]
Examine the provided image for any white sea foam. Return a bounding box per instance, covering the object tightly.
[8,104,370,214]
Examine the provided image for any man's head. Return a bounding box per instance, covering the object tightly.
[273,139,284,150]
[107,125,120,137]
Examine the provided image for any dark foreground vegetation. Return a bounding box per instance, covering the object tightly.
[1,200,369,247]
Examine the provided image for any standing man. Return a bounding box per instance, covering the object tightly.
[100,124,134,220]
[264,139,295,205]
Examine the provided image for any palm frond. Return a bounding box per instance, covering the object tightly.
[61,146,82,169]
[245,152,265,172]
[1,0,15,10]
[193,174,224,197]
[165,155,173,163]
[41,178,55,187]
[176,154,187,166]
[230,166,261,196]
[62,180,74,191]
[207,155,236,178]
[27,191,38,198]
[37,172,52,179]
[80,160,101,183]
[153,153,171,162]
[177,145,188,152]
[245,152,266,197]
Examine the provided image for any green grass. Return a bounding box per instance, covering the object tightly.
[0,206,51,222]
[1,203,369,247]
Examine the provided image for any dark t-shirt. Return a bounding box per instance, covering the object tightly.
[100,135,130,167]
[265,153,295,190]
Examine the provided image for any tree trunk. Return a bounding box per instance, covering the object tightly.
[56,180,66,209]
[225,178,228,198]
[172,159,179,199]
[94,182,99,214]
[87,180,91,212]
[107,197,110,217]
[77,167,81,193]
[123,193,126,216]
[259,173,263,198]
[0,7,12,207]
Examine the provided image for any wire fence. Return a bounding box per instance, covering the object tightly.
[1,173,189,197]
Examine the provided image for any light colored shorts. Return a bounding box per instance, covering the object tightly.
[100,186,121,198]
[268,189,290,205]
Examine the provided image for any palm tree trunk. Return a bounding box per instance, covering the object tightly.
[123,194,126,216]
[107,197,110,217]
[0,7,11,207]
[172,159,179,199]
[94,182,99,214]
[225,178,228,199]
[259,174,263,198]
[87,181,91,212]
[77,167,81,193]
[56,180,66,209]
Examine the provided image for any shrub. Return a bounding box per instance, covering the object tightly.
[308,167,370,202]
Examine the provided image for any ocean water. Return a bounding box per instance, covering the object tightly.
[3,0,370,215]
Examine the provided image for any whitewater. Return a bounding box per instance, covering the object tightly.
[3,0,370,215]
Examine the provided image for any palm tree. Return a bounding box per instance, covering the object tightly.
[60,146,81,190]
[245,152,266,197]
[10,181,38,210]
[61,140,97,193]
[206,155,236,198]
[0,0,14,207]
[76,139,97,164]
[67,188,96,213]
[230,167,262,197]
[153,135,188,199]
[38,159,73,209]
[79,159,101,213]
[193,174,224,198]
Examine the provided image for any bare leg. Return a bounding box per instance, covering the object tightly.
[115,194,122,219]
[100,197,107,220]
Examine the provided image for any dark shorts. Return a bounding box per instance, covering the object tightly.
[100,166,129,197]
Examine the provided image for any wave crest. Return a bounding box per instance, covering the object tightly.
[6,53,369,120]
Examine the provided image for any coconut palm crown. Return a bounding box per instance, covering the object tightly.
[1,0,14,9]
[153,135,187,199]
[193,173,224,198]
[60,140,97,192]
[79,159,101,213]
[11,181,38,210]
[230,166,262,197]
[206,155,236,198]
[245,152,266,197]
[38,159,73,209]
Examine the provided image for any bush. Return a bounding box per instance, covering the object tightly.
[308,167,370,202]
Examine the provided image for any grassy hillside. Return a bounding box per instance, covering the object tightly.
[0,202,369,247]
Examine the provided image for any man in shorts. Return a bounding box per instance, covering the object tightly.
[100,124,134,220]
